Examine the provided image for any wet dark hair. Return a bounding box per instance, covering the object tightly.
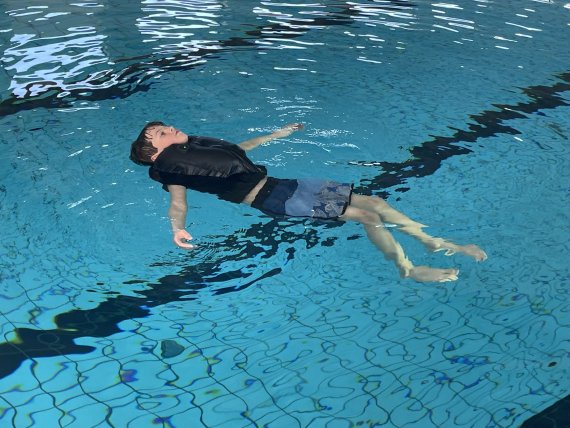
[129,121,165,166]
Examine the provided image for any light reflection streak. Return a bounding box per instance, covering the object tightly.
[0,0,562,115]
[505,22,542,31]
[432,3,463,10]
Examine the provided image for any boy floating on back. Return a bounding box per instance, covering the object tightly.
[130,122,487,282]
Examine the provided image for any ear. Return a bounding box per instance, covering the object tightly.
[150,152,159,162]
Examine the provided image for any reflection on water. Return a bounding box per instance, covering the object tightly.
[0,1,230,107]
[138,0,222,47]
[0,0,561,115]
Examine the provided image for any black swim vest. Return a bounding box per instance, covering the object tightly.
[149,136,267,203]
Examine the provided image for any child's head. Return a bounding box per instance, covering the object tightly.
[129,121,165,165]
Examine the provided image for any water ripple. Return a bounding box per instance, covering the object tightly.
[1,0,562,116]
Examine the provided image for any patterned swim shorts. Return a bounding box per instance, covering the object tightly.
[251,178,353,219]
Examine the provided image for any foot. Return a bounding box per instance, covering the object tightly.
[405,266,459,283]
[430,239,488,262]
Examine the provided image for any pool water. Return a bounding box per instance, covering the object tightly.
[0,1,568,427]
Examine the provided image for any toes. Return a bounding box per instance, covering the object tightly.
[439,269,459,282]
[473,253,485,262]
[408,267,459,283]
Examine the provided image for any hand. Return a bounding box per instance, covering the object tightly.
[173,229,196,250]
[272,123,304,139]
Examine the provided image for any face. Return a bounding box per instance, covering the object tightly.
[148,125,188,161]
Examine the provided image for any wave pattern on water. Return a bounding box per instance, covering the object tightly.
[0,0,563,117]
[0,2,363,115]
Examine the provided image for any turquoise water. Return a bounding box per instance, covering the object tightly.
[0,1,569,427]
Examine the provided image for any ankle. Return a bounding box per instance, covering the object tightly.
[427,237,447,251]
[399,259,414,278]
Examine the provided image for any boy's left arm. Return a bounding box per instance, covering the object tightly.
[238,123,304,151]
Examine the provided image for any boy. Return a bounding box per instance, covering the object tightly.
[130,122,487,282]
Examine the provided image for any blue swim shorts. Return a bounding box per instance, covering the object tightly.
[251,177,353,219]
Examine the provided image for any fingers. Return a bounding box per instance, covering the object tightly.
[285,123,304,132]
[271,123,305,139]
[280,123,305,134]
[177,242,196,250]
[175,239,196,250]
[173,230,196,250]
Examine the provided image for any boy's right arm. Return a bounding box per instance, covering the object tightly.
[167,184,195,249]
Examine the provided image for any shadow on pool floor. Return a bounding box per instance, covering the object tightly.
[522,394,570,428]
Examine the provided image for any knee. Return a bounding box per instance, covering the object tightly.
[370,196,389,211]
[349,208,381,226]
